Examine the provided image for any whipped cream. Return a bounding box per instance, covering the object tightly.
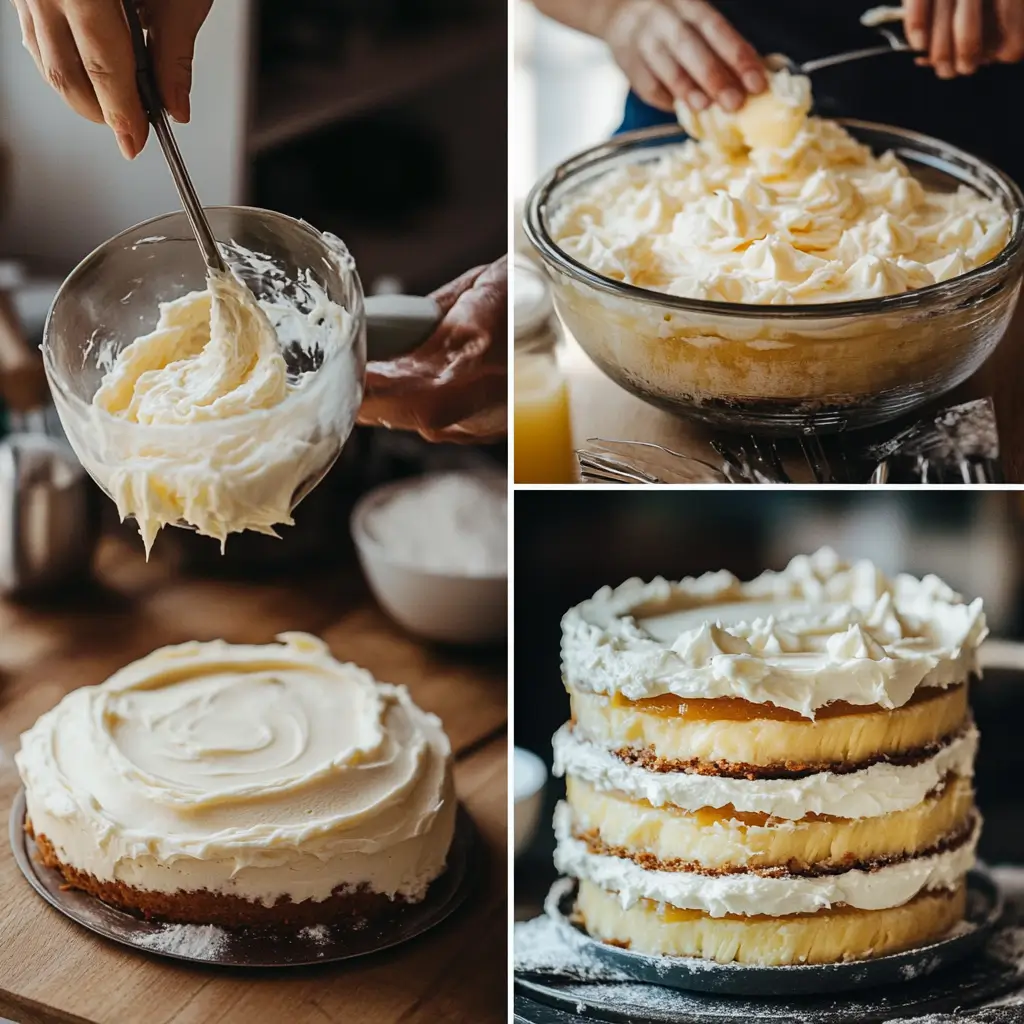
[553,723,978,821]
[561,548,987,719]
[553,803,979,917]
[16,633,454,905]
[60,256,360,556]
[550,70,1009,304]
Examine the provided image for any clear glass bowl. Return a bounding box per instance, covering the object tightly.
[42,207,366,538]
[525,122,1024,433]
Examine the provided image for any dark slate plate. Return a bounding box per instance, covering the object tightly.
[10,788,479,967]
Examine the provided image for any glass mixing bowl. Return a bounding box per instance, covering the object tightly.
[525,122,1024,433]
[42,207,366,541]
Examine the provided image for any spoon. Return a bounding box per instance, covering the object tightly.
[120,0,227,275]
[766,24,916,76]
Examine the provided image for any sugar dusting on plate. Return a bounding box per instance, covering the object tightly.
[133,923,229,961]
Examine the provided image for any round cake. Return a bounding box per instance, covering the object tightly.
[15,632,455,928]
[552,548,986,966]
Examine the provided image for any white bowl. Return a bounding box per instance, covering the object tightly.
[514,746,548,858]
[350,474,507,645]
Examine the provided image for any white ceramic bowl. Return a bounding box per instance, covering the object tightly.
[514,746,548,857]
[350,473,507,645]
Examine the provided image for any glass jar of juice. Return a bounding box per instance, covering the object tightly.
[514,258,575,484]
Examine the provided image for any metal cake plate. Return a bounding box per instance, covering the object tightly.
[10,788,481,967]
[515,871,1024,1022]
[527,871,1005,999]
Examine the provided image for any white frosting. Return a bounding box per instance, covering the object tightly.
[59,265,360,556]
[553,803,979,917]
[552,723,978,821]
[561,548,987,718]
[15,633,454,906]
[861,5,903,27]
[550,71,1009,304]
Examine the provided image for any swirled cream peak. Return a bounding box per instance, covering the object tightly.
[80,266,356,557]
[550,71,1009,304]
[15,633,454,905]
[561,548,987,718]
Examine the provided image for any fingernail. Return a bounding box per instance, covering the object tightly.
[687,91,710,111]
[937,62,954,78]
[174,88,191,123]
[116,131,136,159]
[907,29,926,50]
[720,88,743,112]
[742,71,765,93]
[956,61,976,75]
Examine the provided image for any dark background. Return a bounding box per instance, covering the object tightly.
[514,491,1024,915]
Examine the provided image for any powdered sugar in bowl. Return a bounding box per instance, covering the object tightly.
[351,470,507,644]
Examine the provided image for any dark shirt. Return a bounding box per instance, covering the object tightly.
[617,1,1024,185]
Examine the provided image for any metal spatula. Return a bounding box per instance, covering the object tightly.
[120,0,226,275]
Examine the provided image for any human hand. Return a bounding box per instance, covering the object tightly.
[12,0,213,158]
[600,0,767,113]
[905,0,1024,77]
[357,256,508,444]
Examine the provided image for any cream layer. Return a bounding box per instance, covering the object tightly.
[553,722,976,820]
[568,684,969,767]
[553,803,979,917]
[16,633,454,906]
[562,549,987,718]
[565,774,975,871]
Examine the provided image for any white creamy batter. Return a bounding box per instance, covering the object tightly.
[561,547,988,719]
[15,633,454,905]
[75,262,358,556]
[551,70,1010,304]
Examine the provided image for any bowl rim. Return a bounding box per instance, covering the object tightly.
[350,470,508,583]
[524,119,1024,320]
[41,205,366,425]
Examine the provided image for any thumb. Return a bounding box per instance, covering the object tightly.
[146,0,213,123]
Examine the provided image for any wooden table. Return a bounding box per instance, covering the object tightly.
[563,295,1024,483]
[0,538,507,1024]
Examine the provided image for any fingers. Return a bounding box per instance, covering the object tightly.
[29,4,106,123]
[147,0,213,123]
[993,0,1024,62]
[65,2,148,157]
[905,0,933,51]
[953,0,983,72]
[929,0,956,76]
[676,0,766,94]
[641,37,704,110]
[664,17,745,112]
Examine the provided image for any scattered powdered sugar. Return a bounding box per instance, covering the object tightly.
[133,923,228,961]
[514,914,631,982]
[362,472,507,576]
[298,924,331,945]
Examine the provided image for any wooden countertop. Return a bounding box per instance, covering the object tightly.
[562,294,1024,484]
[0,538,507,1024]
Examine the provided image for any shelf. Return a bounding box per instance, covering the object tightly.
[320,200,505,295]
[249,19,507,154]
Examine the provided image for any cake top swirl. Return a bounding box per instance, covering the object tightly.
[561,548,987,719]
[16,633,451,900]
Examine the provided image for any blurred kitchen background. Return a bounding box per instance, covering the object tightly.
[0,0,506,581]
[514,491,1024,918]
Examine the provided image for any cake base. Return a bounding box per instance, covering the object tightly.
[12,789,480,967]
[30,825,410,929]
[576,878,967,966]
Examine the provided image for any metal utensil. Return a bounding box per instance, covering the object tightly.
[0,434,100,596]
[120,0,226,274]
[765,22,915,76]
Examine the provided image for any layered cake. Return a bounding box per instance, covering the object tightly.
[16,633,455,927]
[553,549,986,965]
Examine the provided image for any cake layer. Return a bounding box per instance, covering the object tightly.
[568,682,968,768]
[16,633,455,907]
[553,722,977,820]
[561,549,987,718]
[553,802,979,917]
[576,878,967,965]
[566,774,974,873]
